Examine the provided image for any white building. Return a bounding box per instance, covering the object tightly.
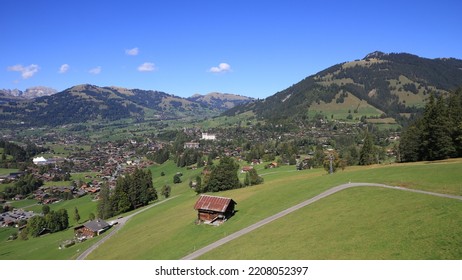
[184,142,200,149]
[32,156,47,165]
[201,133,216,141]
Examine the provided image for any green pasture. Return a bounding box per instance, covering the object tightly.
[0,195,99,260]
[0,168,18,176]
[308,93,384,121]
[149,160,204,196]
[39,143,91,158]
[200,187,462,259]
[8,199,37,209]
[42,181,73,187]
[71,172,99,182]
[198,112,256,129]
[0,226,115,260]
[87,159,462,260]
[1,159,462,260]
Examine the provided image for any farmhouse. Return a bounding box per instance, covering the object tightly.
[32,156,48,165]
[74,219,110,238]
[201,133,216,140]
[194,195,237,225]
[184,142,200,149]
[241,166,253,173]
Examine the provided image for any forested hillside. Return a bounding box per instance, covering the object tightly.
[0,85,220,127]
[399,88,462,162]
[226,52,462,125]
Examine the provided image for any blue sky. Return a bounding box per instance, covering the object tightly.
[1,0,462,98]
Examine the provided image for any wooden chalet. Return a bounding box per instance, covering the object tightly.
[194,195,237,225]
[241,166,253,173]
[74,219,110,238]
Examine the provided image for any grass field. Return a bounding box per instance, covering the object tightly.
[199,187,462,259]
[0,195,100,259]
[0,226,115,260]
[85,159,462,260]
[308,93,384,121]
[0,168,18,176]
[1,159,462,260]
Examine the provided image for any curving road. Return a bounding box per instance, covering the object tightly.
[76,196,177,260]
[181,182,462,260]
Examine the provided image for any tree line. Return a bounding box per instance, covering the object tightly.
[21,208,69,239]
[0,140,47,167]
[97,168,157,219]
[195,156,263,193]
[399,88,462,162]
[0,174,43,199]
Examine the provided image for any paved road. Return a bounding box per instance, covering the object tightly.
[181,182,462,260]
[76,196,177,260]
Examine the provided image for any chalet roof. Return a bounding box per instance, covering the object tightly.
[194,195,236,213]
[83,219,110,232]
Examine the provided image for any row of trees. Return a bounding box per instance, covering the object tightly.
[146,148,170,165]
[399,89,462,162]
[97,168,157,219]
[0,174,43,199]
[22,209,69,239]
[0,140,47,162]
[195,156,263,193]
[0,140,47,169]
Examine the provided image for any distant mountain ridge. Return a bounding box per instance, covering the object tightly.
[0,84,252,127]
[225,51,462,124]
[187,92,254,110]
[0,86,57,99]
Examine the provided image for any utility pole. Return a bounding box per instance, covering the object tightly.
[329,153,334,175]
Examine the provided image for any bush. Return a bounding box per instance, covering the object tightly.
[173,174,182,184]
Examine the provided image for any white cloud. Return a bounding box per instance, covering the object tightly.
[137,62,156,72]
[209,62,231,73]
[7,64,39,79]
[89,66,102,75]
[59,64,70,74]
[125,47,139,56]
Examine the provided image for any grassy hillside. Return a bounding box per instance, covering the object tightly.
[308,92,384,120]
[200,187,462,259]
[1,159,461,260]
[86,159,462,260]
[227,52,462,126]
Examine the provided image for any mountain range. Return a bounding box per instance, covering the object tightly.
[1,51,462,128]
[0,86,57,100]
[226,51,462,125]
[0,85,253,127]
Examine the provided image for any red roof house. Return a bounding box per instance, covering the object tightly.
[194,195,237,225]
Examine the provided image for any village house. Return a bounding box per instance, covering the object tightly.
[184,142,200,149]
[32,156,48,165]
[74,219,111,238]
[241,166,254,173]
[194,195,237,225]
[0,209,36,227]
[201,133,216,140]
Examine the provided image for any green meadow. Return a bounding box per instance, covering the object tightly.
[87,159,462,260]
[1,159,461,260]
[0,168,18,176]
[308,93,384,121]
[0,194,101,260]
[200,187,462,259]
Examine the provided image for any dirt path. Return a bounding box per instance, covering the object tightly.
[76,196,177,260]
[181,182,462,260]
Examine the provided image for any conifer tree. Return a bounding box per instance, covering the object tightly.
[74,207,80,223]
[203,156,240,192]
[359,132,375,165]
